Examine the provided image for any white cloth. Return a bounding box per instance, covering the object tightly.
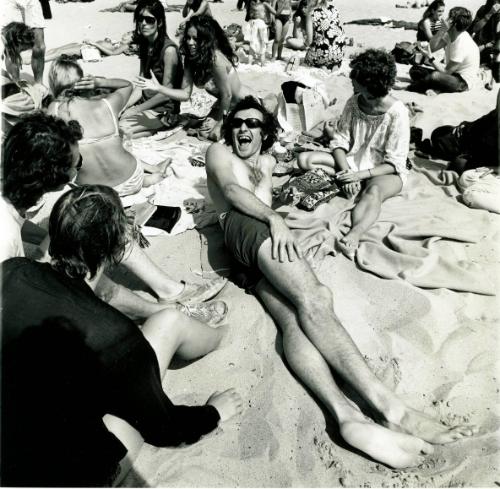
[2,0,46,28]
[458,169,500,214]
[445,31,480,90]
[329,94,410,186]
[242,19,268,55]
[0,195,25,262]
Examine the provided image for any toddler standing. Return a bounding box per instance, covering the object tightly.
[242,3,269,66]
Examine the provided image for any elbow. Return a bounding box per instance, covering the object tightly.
[32,41,46,57]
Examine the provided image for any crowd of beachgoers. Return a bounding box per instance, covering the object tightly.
[1,0,498,485]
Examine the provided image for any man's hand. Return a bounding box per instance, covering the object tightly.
[268,214,302,262]
[336,169,365,184]
[342,182,361,197]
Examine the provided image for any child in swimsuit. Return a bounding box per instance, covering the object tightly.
[242,3,269,66]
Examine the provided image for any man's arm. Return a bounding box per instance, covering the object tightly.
[31,28,46,84]
[206,143,302,261]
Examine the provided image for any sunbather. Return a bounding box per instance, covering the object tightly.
[297,49,410,260]
[205,94,476,470]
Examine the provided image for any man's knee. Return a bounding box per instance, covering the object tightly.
[300,282,333,310]
[362,183,382,203]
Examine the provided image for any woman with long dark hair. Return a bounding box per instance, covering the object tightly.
[417,0,445,41]
[120,0,184,138]
[135,15,253,141]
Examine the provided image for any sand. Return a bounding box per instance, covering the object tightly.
[29,0,500,486]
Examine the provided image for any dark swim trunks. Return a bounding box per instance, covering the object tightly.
[221,209,271,289]
[276,12,291,24]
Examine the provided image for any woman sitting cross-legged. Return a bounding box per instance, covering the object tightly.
[135,15,254,141]
[120,0,184,138]
[1,184,243,487]
[47,56,169,197]
[297,49,410,260]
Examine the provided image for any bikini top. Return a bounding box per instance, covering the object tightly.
[53,97,120,145]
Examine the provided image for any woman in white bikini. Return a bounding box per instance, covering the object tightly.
[47,56,168,197]
[135,15,253,141]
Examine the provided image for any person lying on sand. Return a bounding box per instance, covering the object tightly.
[205,95,476,470]
[21,32,138,64]
[1,112,228,323]
[100,0,138,12]
[1,184,243,487]
[297,49,410,260]
[396,0,430,8]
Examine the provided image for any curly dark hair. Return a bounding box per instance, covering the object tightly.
[134,0,168,65]
[180,15,237,85]
[2,22,35,69]
[2,112,82,211]
[49,185,130,280]
[448,7,473,31]
[222,96,279,152]
[349,49,397,97]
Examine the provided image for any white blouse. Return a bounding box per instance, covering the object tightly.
[330,94,410,185]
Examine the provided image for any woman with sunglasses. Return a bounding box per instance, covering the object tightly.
[47,55,168,197]
[135,15,253,142]
[120,0,184,138]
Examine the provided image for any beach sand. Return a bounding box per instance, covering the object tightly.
[31,0,500,486]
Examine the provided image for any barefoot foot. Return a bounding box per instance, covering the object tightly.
[340,419,434,469]
[338,232,361,260]
[388,406,478,444]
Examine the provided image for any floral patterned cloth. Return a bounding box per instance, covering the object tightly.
[304,3,346,69]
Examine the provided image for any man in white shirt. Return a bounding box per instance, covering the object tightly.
[408,7,480,93]
[2,0,46,83]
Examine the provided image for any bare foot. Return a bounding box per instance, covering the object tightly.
[207,388,244,422]
[387,405,478,444]
[338,231,361,260]
[340,419,434,469]
[143,172,166,187]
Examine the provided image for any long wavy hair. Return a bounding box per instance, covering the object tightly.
[180,15,237,84]
[1,22,35,69]
[48,55,85,99]
[422,0,445,20]
[133,0,168,65]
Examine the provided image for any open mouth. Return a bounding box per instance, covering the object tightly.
[237,133,252,149]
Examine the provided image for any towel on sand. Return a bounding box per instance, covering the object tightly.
[280,164,495,295]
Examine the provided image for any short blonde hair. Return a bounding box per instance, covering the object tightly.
[48,56,84,98]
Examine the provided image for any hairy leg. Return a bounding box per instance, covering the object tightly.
[256,238,476,444]
[339,174,402,260]
[256,278,434,468]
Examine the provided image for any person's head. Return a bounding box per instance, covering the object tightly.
[181,15,237,80]
[251,2,267,20]
[134,0,166,41]
[349,49,396,99]
[447,7,473,32]
[48,55,84,98]
[2,112,83,212]
[1,22,35,71]
[423,0,445,21]
[222,96,279,157]
[49,185,130,280]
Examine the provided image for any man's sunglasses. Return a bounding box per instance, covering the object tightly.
[138,14,157,25]
[231,117,263,129]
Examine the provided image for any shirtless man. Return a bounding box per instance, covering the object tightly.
[205,96,476,469]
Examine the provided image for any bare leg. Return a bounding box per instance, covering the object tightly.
[256,278,433,468]
[339,175,402,260]
[297,150,337,176]
[96,272,167,319]
[272,20,283,59]
[121,242,184,299]
[104,309,225,484]
[278,20,291,59]
[256,238,476,444]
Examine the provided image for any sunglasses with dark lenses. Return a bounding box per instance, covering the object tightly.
[138,14,157,25]
[231,117,263,129]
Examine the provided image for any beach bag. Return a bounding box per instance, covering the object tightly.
[279,168,339,210]
[277,86,326,133]
[391,41,417,64]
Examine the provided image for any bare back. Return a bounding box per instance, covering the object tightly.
[48,97,137,187]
